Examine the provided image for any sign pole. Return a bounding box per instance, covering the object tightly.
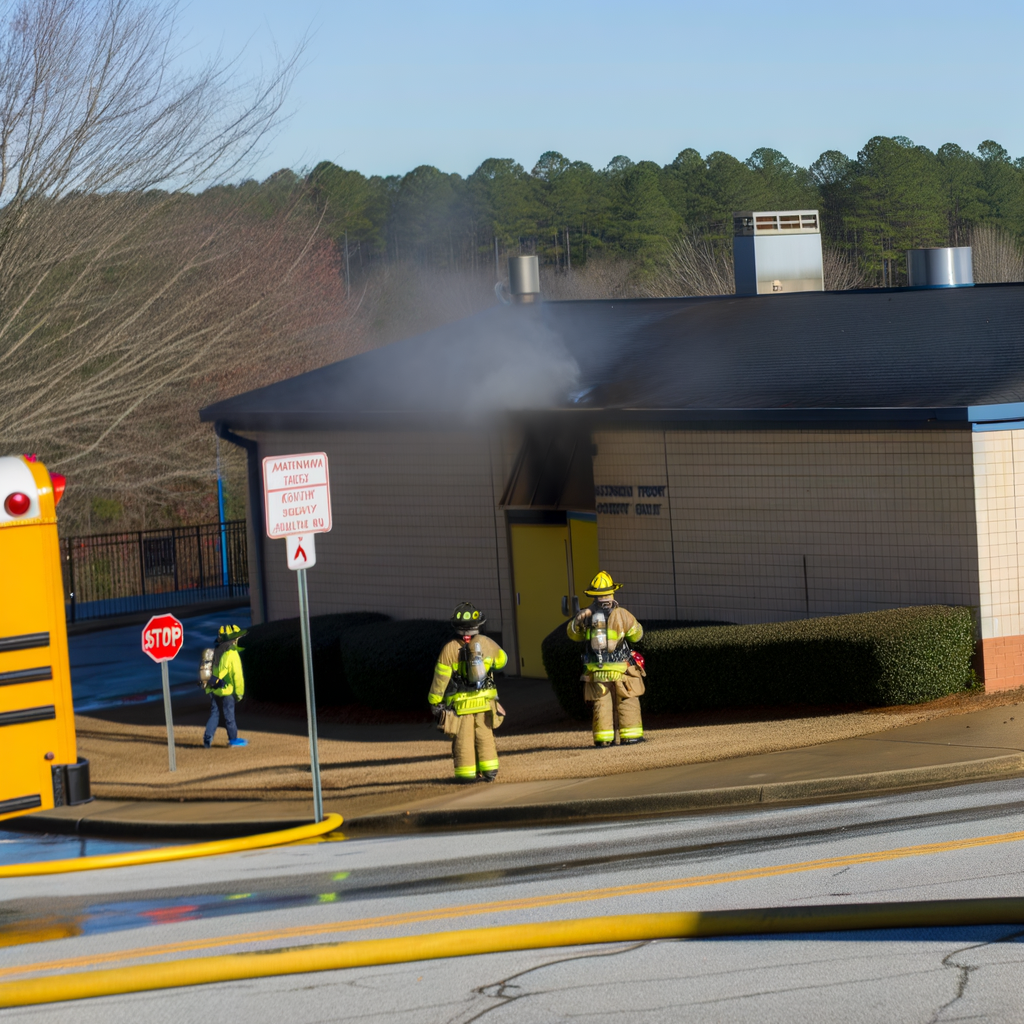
[143,613,183,773]
[296,566,323,822]
[161,660,176,772]
[263,452,332,823]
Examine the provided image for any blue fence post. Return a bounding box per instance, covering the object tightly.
[217,480,229,588]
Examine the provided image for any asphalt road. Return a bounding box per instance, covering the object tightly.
[6,777,1024,1022]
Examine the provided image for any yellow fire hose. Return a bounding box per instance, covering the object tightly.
[1,897,1022,1007]
[0,813,344,878]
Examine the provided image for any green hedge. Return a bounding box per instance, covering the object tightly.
[340,619,472,711]
[239,612,390,705]
[541,606,975,718]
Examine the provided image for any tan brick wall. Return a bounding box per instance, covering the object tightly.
[593,428,979,625]
[970,429,1024,692]
[972,430,1024,641]
[251,430,517,653]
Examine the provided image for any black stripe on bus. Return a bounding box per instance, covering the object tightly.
[0,705,56,727]
[0,667,52,686]
[0,794,42,815]
[0,632,49,652]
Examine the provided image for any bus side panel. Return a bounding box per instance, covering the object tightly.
[0,719,61,821]
[0,522,73,821]
[26,459,78,764]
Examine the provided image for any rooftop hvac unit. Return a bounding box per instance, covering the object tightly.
[733,210,824,296]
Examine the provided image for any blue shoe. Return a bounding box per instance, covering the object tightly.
[228,738,248,747]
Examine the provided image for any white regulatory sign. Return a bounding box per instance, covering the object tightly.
[286,533,316,570]
[262,452,332,538]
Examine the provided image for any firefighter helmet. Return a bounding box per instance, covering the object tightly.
[217,624,247,642]
[451,602,486,634]
[584,571,623,597]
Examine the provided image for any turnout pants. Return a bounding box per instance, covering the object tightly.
[204,693,238,745]
[591,690,643,744]
[452,711,498,779]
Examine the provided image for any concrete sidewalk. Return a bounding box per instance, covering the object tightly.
[18,702,1024,838]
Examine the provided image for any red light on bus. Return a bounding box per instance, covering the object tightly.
[4,492,31,516]
[50,473,66,505]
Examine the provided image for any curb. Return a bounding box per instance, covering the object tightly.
[342,752,1024,834]
[7,813,312,840]
[14,752,1024,839]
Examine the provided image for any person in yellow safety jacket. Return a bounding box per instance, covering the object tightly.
[567,571,646,747]
[203,624,248,749]
[428,602,508,783]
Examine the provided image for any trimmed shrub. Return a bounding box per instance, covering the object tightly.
[239,612,390,705]
[542,606,975,718]
[340,619,465,711]
[542,619,731,720]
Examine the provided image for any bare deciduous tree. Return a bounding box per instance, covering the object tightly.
[540,259,642,300]
[970,224,1024,283]
[644,233,735,298]
[0,0,362,531]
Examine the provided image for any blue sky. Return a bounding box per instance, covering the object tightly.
[187,0,1024,181]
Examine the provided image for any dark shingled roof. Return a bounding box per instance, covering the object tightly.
[200,283,1024,431]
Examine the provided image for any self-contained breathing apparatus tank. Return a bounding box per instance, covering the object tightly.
[590,609,608,666]
[466,641,489,688]
[198,647,216,689]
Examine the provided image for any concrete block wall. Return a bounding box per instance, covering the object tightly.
[251,429,517,649]
[972,429,1024,691]
[593,427,980,626]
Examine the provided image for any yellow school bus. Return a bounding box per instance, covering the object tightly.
[0,454,90,823]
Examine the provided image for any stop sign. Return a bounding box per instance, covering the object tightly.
[142,613,184,663]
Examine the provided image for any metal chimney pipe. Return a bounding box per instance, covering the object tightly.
[508,255,540,303]
[906,247,974,288]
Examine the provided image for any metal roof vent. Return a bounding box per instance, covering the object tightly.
[906,247,973,288]
[732,210,824,296]
[508,255,540,303]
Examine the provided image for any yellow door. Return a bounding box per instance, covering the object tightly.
[510,513,601,678]
[568,514,599,602]
[510,523,569,677]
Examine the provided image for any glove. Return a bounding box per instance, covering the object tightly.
[573,609,591,631]
[430,704,444,720]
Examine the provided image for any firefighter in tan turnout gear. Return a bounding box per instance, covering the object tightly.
[568,571,646,746]
[428,603,509,782]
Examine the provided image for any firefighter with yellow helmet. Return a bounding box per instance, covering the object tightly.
[428,603,508,782]
[568,571,646,746]
[201,624,248,748]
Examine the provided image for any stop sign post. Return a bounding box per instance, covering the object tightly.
[143,613,184,772]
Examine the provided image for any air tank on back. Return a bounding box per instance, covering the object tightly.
[906,247,974,288]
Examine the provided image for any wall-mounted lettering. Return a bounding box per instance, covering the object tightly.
[595,485,633,497]
[636,504,662,516]
[596,502,631,515]
[637,485,666,498]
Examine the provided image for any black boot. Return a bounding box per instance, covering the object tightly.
[620,736,645,745]
[478,770,498,782]
[594,740,612,748]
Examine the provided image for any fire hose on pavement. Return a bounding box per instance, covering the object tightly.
[2,897,1024,1007]
[0,813,344,878]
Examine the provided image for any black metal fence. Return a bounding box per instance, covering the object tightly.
[61,521,249,622]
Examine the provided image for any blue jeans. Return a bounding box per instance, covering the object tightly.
[204,694,238,745]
